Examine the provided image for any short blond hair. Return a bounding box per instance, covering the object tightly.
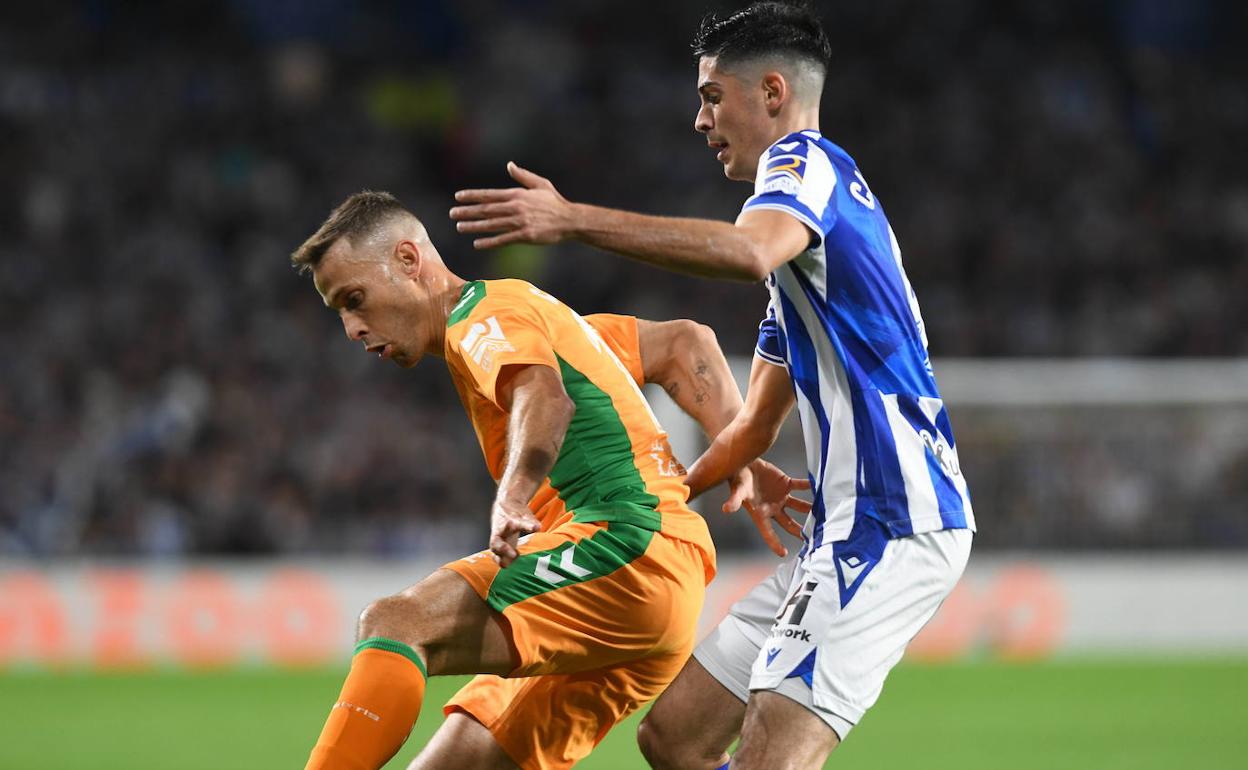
[290,191,409,274]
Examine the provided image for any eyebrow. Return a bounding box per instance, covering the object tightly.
[323,285,349,309]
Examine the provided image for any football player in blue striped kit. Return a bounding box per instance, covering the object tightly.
[450,3,975,768]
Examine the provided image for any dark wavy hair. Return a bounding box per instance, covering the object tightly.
[692,1,831,73]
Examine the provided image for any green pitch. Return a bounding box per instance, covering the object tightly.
[3,659,1245,769]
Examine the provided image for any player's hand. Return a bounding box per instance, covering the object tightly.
[724,459,810,558]
[489,497,542,568]
[450,162,574,249]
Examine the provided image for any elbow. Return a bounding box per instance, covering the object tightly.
[554,391,576,430]
[738,244,772,282]
[690,321,719,350]
[673,319,718,351]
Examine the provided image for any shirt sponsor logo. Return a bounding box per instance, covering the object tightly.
[780,627,812,642]
[460,316,515,372]
[761,153,806,195]
[766,154,806,181]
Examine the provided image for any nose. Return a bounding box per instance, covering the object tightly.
[694,103,712,134]
[341,313,367,341]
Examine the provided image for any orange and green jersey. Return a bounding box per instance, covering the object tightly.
[443,279,714,576]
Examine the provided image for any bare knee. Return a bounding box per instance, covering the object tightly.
[636,717,668,768]
[638,712,726,770]
[356,570,513,677]
[358,593,417,640]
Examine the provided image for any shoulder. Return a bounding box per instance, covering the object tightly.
[584,312,638,341]
[755,131,842,195]
[448,279,563,328]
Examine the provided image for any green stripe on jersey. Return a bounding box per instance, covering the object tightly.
[551,356,661,530]
[447,281,487,327]
[487,523,654,611]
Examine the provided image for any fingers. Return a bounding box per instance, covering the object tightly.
[472,231,529,250]
[790,478,812,490]
[490,514,540,567]
[455,216,521,234]
[507,161,553,190]
[450,201,517,221]
[775,510,805,539]
[722,484,748,514]
[743,503,787,558]
[784,494,813,514]
[490,534,519,567]
[453,188,520,206]
[755,519,788,557]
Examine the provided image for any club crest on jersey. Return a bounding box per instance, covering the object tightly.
[460,316,514,372]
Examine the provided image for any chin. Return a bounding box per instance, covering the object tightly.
[725,162,753,182]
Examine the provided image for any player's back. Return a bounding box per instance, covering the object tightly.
[443,279,713,573]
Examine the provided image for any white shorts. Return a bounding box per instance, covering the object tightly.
[693,517,972,740]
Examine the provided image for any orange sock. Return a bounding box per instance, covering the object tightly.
[304,637,428,770]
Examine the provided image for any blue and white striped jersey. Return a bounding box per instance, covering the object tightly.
[745,130,975,549]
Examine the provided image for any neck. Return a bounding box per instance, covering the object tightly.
[775,105,821,139]
[423,271,468,359]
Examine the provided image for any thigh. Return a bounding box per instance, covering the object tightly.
[407,712,518,770]
[444,521,706,677]
[446,652,687,770]
[640,656,746,765]
[379,568,516,676]
[731,691,838,770]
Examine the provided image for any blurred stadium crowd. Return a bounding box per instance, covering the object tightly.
[2,0,1245,556]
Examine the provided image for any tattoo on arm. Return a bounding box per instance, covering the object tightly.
[693,358,713,404]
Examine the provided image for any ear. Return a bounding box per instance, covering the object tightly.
[394,239,423,277]
[761,71,788,114]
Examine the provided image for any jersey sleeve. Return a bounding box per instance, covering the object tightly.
[740,132,839,247]
[446,296,561,408]
[584,313,645,386]
[755,300,787,368]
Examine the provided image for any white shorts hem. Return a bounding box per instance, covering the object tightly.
[750,679,857,741]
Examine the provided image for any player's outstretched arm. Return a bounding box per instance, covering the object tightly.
[450,163,810,282]
[490,364,575,567]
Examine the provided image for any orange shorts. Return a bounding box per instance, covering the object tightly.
[441,520,709,770]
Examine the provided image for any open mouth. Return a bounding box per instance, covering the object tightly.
[708,141,730,162]
[366,343,390,359]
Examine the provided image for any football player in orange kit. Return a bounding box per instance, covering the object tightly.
[293,191,807,770]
